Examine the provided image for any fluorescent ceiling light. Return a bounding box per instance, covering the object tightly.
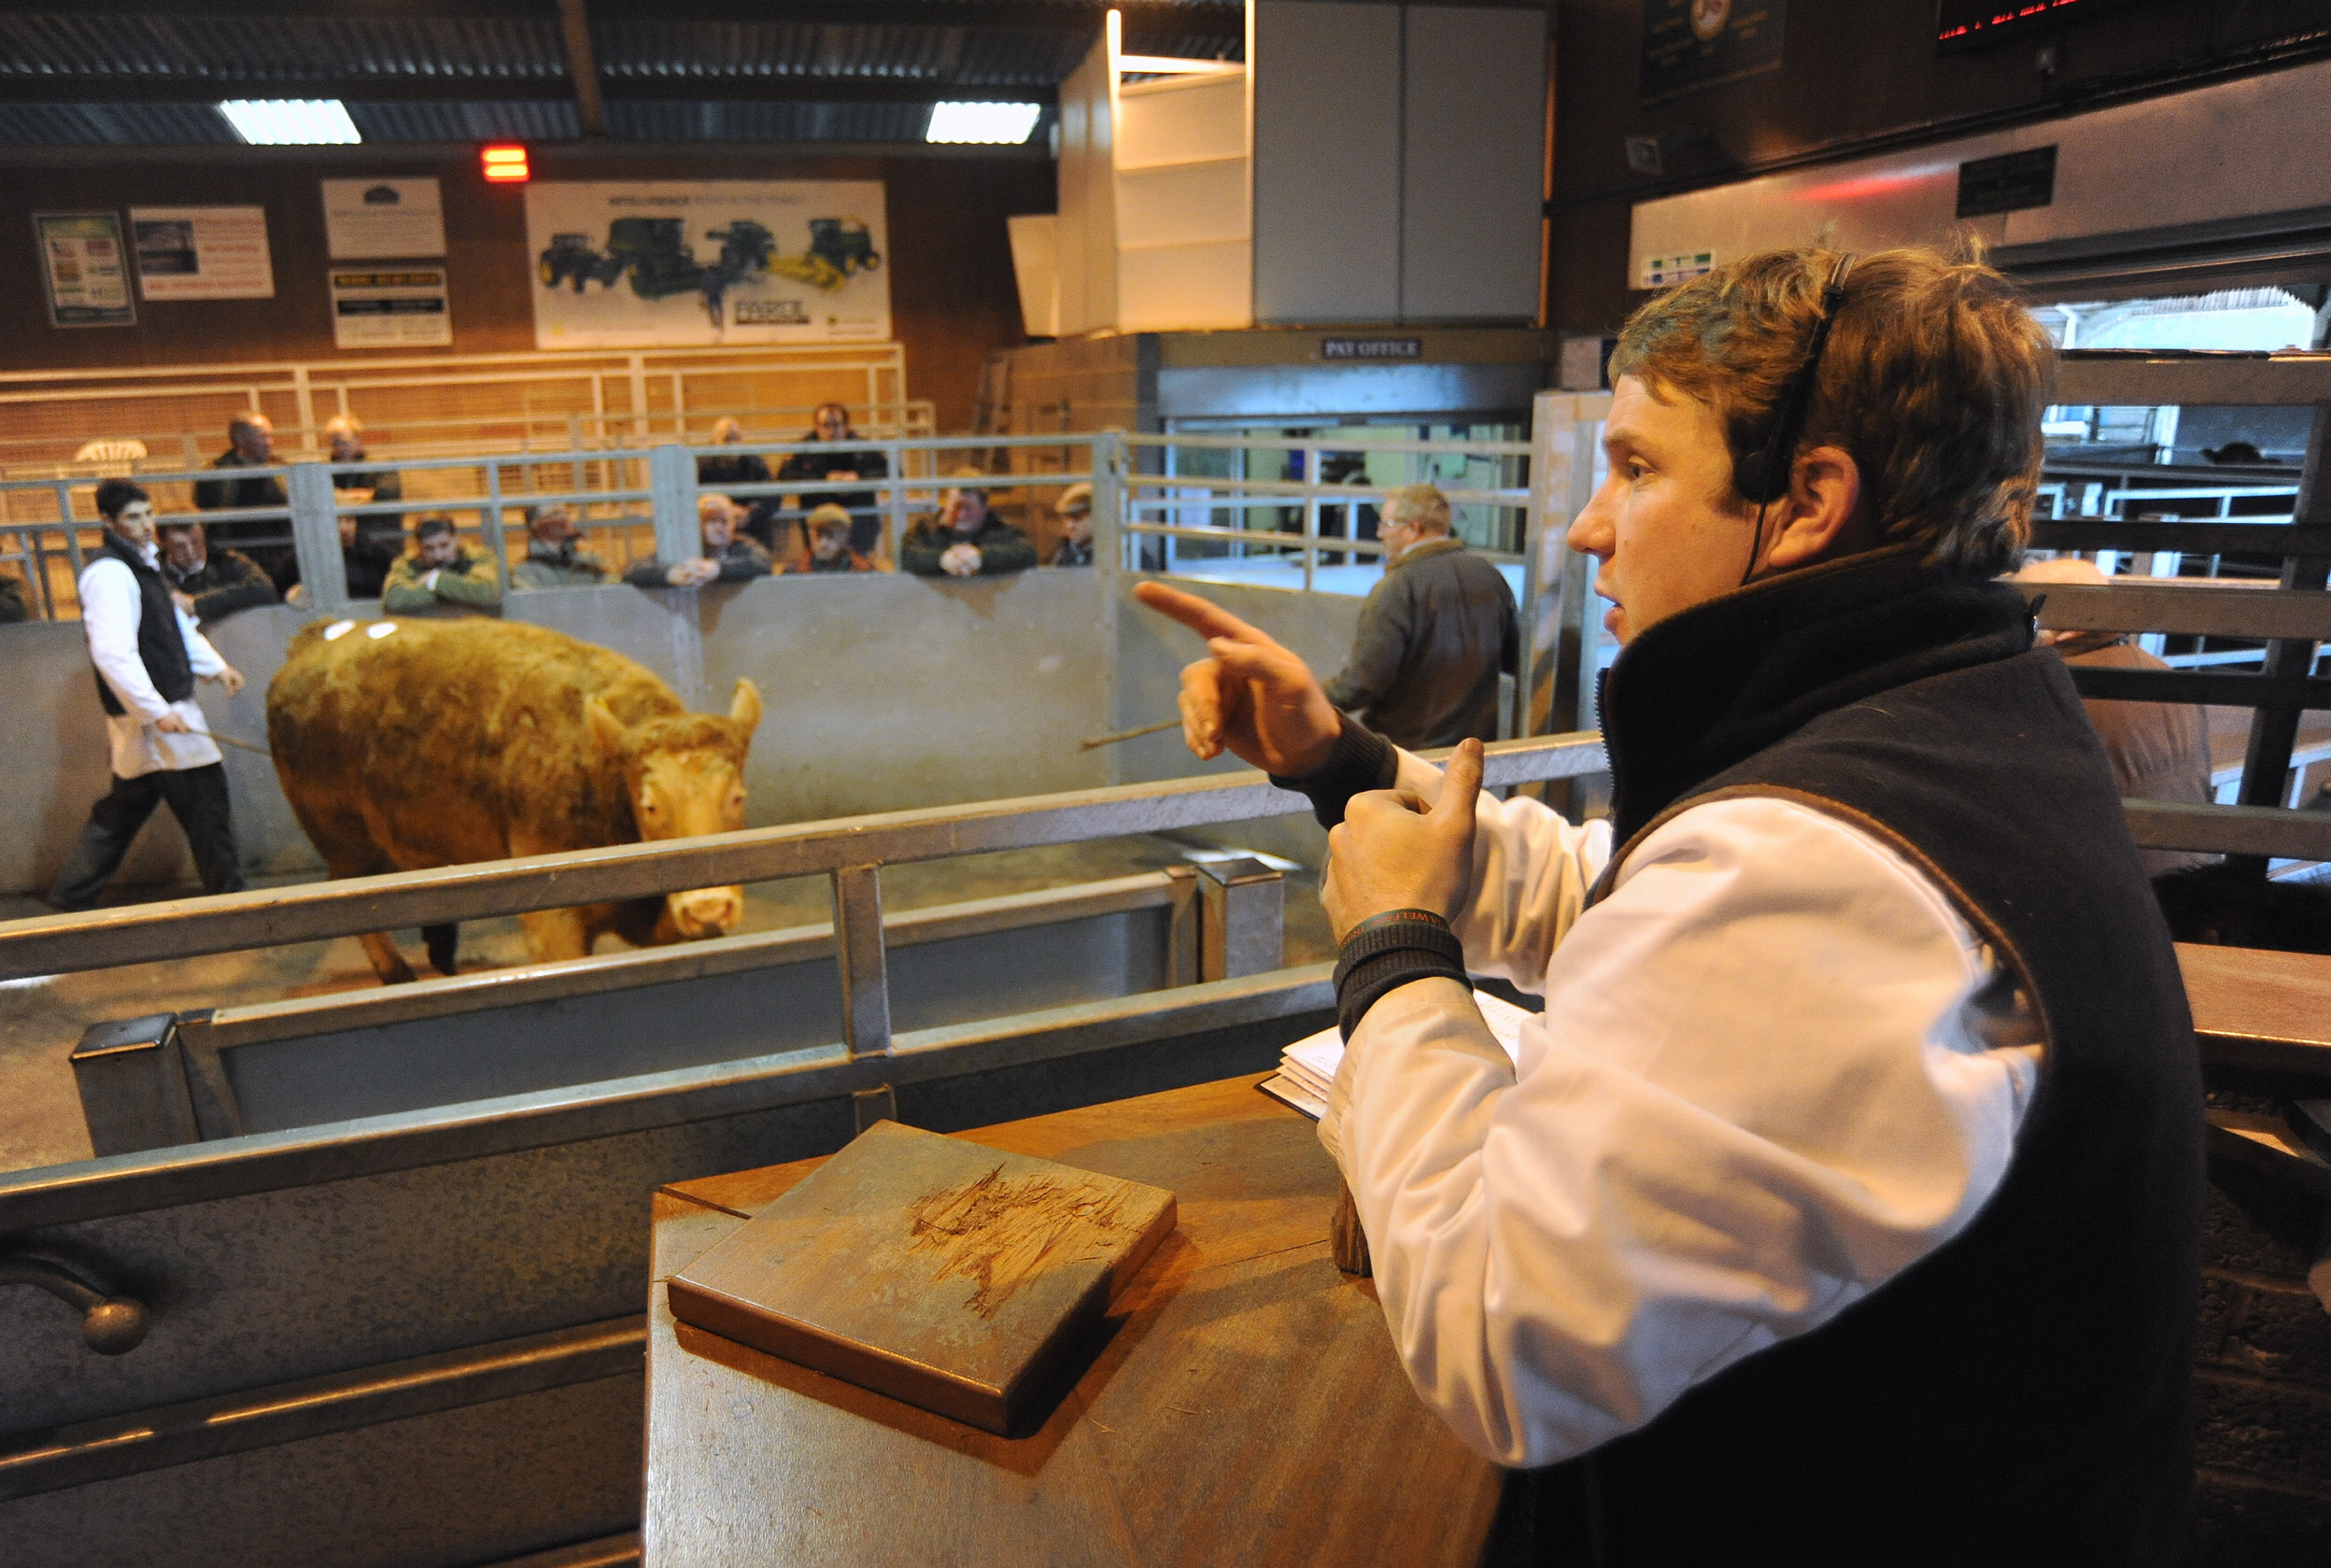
[218,99,361,146]
[925,101,1042,145]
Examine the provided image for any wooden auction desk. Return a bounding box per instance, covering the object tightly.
[643,1074,1503,1567]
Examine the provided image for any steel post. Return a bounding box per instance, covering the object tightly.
[70,1014,197,1157]
[648,444,698,566]
[286,461,346,614]
[1196,858,1284,982]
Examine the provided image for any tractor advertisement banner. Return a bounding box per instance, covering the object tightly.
[523,180,889,349]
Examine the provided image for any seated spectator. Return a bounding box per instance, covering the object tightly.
[901,473,1036,578]
[779,402,889,558]
[625,493,772,588]
[781,504,877,574]
[698,417,780,551]
[0,572,26,623]
[193,411,295,592]
[159,520,277,623]
[383,516,502,613]
[1051,482,1095,567]
[2015,557,2215,876]
[511,503,610,588]
[324,415,405,595]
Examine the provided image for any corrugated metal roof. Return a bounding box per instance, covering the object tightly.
[594,21,1088,87]
[0,13,567,84]
[0,4,1240,146]
[347,100,583,143]
[0,102,237,145]
[604,99,939,143]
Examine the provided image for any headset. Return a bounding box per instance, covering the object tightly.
[1735,251,1858,586]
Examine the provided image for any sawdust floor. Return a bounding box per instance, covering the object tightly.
[0,835,1332,1177]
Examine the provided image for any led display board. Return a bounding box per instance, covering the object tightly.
[1937,0,2136,52]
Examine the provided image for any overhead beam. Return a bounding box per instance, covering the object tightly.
[557,0,605,136]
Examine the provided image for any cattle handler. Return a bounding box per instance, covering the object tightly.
[1138,245,2201,1561]
[50,479,248,910]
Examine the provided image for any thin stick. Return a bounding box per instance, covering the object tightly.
[1079,717,1181,752]
[204,731,274,759]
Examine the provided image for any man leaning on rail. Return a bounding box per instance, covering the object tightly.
[50,479,247,911]
[1137,245,2201,1562]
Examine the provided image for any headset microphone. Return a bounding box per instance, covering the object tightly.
[1737,252,1858,586]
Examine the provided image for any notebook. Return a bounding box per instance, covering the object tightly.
[1260,987,1536,1121]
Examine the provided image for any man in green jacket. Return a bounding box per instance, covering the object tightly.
[1322,483,1517,749]
[901,473,1036,577]
[382,516,502,613]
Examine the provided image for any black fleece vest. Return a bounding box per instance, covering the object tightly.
[1573,545,2200,1566]
[92,532,193,718]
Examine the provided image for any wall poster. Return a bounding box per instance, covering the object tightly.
[34,213,135,327]
[330,266,453,349]
[323,178,446,260]
[129,205,275,300]
[1640,0,1787,105]
[523,180,891,348]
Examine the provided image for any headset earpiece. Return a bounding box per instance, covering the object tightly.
[1736,253,1858,583]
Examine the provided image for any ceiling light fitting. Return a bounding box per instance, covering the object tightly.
[218,99,361,146]
[925,101,1042,146]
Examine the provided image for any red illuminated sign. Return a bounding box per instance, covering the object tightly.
[480,145,530,183]
[1935,0,2131,50]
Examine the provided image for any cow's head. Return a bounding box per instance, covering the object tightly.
[587,678,763,940]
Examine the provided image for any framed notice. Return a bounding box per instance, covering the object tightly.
[323,179,446,260]
[1641,0,1787,105]
[523,180,891,348]
[129,205,275,300]
[34,212,135,327]
[330,266,452,349]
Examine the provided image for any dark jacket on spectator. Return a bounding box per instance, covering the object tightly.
[623,537,772,587]
[1324,536,1518,750]
[1052,537,1095,568]
[780,545,876,574]
[0,572,26,623]
[337,465,406,597]
[194,449,295,590]
[900,515,1038,577]
[777,439,888,515]
[163,546,278,623]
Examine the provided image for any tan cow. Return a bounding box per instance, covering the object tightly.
[267,616,763,984]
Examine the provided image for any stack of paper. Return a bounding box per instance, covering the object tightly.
[1261,988,1537,1121]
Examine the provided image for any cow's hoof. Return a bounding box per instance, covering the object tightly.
[423,924,459,977]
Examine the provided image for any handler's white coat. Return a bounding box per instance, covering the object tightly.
[1320,750,2044,1468]
[79,544,226,777]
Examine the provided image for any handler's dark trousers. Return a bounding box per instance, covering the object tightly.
[49,763,244,910]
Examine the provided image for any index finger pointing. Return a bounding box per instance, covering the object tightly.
[1133,581,1268,645]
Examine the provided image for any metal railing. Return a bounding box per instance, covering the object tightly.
[0,734,1607,1227]
[0,430,1129,617]
[0,343,928,475]
[1120,431,1536,592]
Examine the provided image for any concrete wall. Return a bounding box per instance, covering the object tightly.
[0,570,1115,897]
[1109,572,1367,869]
[0,563,1371,896]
